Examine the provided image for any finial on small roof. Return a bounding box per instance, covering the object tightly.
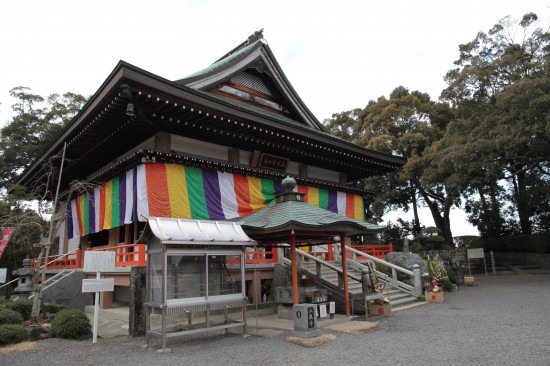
[281,176,296,193]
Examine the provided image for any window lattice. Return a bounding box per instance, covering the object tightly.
[230,72,272,97]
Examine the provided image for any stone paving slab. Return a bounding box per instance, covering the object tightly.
[323,320,378,334]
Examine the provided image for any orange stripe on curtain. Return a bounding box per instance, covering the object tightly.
[345,193,355,218]
[233,174,252,216]
[146,164,171,217]
[297,184,308,201]
[75,196,84,236]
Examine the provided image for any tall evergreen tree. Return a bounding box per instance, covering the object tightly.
[0,87,86,188]
[440,13,550,235]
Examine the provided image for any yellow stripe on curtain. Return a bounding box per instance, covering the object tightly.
[104,180,113,229]
[248,176,265,211]
[307,186,320,207]
[354,195,364,220]
[166,164,190,218]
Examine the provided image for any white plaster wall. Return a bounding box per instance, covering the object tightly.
[172,135,229,161]
[286,161,300,176]
[67,235,80,253]
[239,150,253,165]
[307,165,340,183]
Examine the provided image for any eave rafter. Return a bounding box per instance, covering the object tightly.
[19,62,404,197]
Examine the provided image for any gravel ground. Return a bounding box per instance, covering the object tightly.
[2,273,549,366]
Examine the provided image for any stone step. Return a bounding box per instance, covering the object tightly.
[390,296,419,306]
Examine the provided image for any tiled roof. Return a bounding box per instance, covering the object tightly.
[239,177,384,236]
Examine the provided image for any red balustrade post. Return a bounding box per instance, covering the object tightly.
[271,247,278,263]
[138,244,146,266]
[77,249,83,268]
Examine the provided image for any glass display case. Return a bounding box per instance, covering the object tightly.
[139,218,254,350]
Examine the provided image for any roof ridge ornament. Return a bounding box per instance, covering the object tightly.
[247,28,264,45]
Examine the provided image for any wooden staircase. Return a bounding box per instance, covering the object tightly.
[298,260,419,313]
[282,246,422,315]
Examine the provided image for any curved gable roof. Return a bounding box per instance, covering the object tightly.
[175,31,326,131]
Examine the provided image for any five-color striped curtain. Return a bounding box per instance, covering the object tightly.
[67,163,365,239]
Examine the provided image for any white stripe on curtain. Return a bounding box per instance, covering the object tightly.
[136,165,149,221]
[337,191,347,215]
[124,169,134,224]
[218,171,239,219]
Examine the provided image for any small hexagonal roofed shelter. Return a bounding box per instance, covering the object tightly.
[237,176,385,316]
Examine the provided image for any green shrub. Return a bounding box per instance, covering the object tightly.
[0,299,13,307]
[0,307,24,325]
[0,324,26,345]
[49,309,91,340]
[441,278,454,292]
[4,300,33,320]
[41,303,68,316]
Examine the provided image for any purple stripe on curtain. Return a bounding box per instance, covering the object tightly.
[88,190,96,234]
[119,172,126,225]
[202,169,224,219]
[328,190,338,213]
[132,167,138,222]
[274,180,284,194]
[67,202,74,239]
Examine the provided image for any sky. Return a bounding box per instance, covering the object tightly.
[1,0,549,237]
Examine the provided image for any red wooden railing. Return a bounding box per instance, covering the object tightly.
[32,243,279,269]
[348,243,393,260]
[31,243,147,270]
[32,243,390,269]
[227,247,278,265]
[89,243,147,267]
[31,249,83,269]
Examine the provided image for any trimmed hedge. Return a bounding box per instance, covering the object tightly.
[49,309,91,340]
[0,307,24,325]
[2,300,33,320]
[41,303,69,316]
[470,234,549,254]
[0,324,26,345]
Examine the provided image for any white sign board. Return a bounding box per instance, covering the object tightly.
[82,278,114,293]
[0,268,6,283]
[319,304,327,318]
[83,251,115,272]
[467,248,485,259]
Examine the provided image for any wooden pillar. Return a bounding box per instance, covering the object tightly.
[291,232,299,305]
[340,233,350,317]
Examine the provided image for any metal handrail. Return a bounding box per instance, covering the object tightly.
[337,244,415,276]
[335,244,422,297]
[37,248,80,270]
[281,249,362,282]
[0,278,19,290]
[345,256,417,296]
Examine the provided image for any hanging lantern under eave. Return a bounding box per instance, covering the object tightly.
[126,103,135,117]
